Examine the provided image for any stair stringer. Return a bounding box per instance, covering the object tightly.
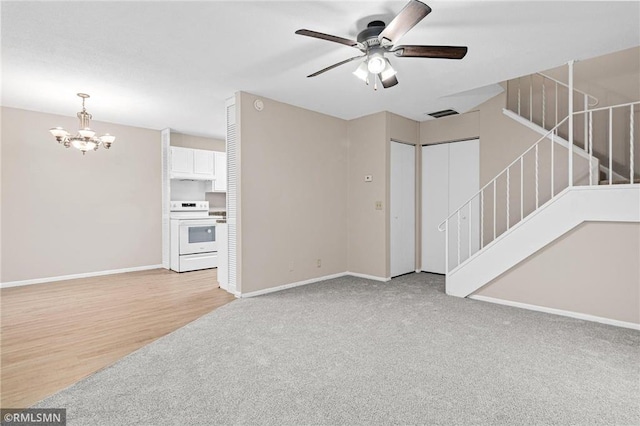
[446,185,640,297]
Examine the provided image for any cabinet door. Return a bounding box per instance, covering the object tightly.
[171,147,193,176]
[214,152,227,192]
[193,149,214,178]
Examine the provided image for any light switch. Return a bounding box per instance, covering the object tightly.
[364,175,373,182]
[375,201,383,210]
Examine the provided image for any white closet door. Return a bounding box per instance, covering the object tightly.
[448,139,480,267]
[390,141,415,277]
[421,143,449,274]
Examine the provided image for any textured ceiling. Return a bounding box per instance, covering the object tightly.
[2,1,639,139]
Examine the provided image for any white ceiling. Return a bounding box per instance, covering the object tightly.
[2,1,639,140]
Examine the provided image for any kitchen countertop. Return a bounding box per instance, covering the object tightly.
[209,211,226,224]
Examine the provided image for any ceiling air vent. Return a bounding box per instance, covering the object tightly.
[427,109,459,119]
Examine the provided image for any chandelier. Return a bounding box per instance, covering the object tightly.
[49,93,115,154]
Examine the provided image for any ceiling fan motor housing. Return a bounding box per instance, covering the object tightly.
[357,21,386,47]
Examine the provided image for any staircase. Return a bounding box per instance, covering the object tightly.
[441,63,640,297]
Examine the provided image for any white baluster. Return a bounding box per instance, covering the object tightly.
[555,82,558,127]
[457,210,461,267]
[609,108,613,185]
[520,157,524,221]
[493,180,496,241]
[551,134,555,195]
[542,78,546,129]
[506,168,510,230]
[480,191,484,249]
[584,94,588,151]
[468,202,472,259]
[589,111,593,185]
[445,220,449,273]
[518,79,521,116]
[631,104,635,184]
[529,75,533,122]
[568,61,575,187]
[535,144,539,209]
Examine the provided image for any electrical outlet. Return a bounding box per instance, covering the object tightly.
[364,175,373,182]
[375,201,383,210]
[316,258,322,268]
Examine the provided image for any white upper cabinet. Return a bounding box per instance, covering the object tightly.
[212,152,227,192]
[170,147,215,180]
[170,147,194,176]
[193,149,214,178]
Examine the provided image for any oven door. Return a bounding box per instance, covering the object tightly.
[179,220,217,255]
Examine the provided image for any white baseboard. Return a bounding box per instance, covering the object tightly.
[238,272,349,298]
[0,264,164,289]
[469,294,640,331]
[238,271,394,298]
[346,272,391,282]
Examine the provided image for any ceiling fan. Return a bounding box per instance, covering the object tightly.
[295,0,467,90]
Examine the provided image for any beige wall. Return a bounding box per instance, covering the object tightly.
[543,46,640,108]
[170,132,225,152]
[1,107,161,283]
[238,92,348,293]
[475,221,640,325]
[420,110,479,146]
[346,112,388,278]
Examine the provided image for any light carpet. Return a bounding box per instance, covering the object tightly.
[36,273,640,425]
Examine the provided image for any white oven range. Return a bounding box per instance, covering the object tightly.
[170,201,218,272]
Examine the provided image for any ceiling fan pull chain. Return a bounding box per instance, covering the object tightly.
[374,79,378,91]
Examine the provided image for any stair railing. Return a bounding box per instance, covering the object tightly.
[438,100,639,275]
[438,117,567,274]
[573,101,639,185]
[508,72,599,135]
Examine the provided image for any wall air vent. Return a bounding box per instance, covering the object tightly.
[427,109,459,119]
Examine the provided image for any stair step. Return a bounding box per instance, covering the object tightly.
[599,178,640,185]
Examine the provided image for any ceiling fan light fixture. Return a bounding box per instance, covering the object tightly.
[353,61,369,81]
[367,52,386,74]
[379,59,397,82]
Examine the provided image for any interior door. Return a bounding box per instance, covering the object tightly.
[390,141,416,277]
[421,139,479,274]
[448,139,480,267]
[421,143,449,273]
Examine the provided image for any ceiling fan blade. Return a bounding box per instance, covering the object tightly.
[378,0,431,45]
[295,29,362,49]
[392,45,468,59]
[307,55,365,78]
[379,74,399,89]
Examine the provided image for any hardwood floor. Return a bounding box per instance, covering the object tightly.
[0,268,235,408]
